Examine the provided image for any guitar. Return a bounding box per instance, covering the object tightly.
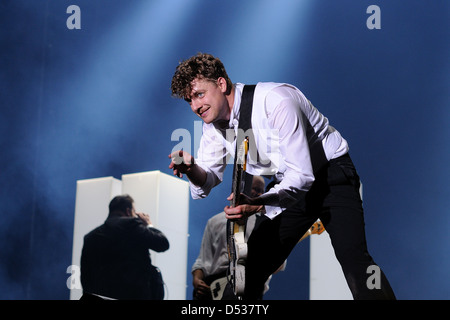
[226,136,250,298]
[298,219,325,242]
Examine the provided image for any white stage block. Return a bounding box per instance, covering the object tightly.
[70,171,189,300]
[121,171,189,300]
[309,231,352,300]
[70,176,122,300]
[309,183,363,300]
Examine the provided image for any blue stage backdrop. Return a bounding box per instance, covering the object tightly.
[0,0,448,300]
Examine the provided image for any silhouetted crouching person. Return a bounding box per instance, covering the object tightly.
[80,194,169,300]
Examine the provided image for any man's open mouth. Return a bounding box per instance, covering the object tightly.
[199,107,210,117]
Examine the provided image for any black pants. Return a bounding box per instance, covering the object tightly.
[245,153,396,300]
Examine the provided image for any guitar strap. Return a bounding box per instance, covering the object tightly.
[233,84,256,196]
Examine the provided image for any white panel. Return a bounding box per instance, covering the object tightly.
[70,176,122,300]
[309,231,352,300]
[121,170,189,300]
[154,230,189,300]
[121,171,160,224]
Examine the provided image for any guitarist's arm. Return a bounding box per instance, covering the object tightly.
[224,192,279,221]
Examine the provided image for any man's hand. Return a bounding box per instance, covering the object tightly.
[168,150,207,186]
[224,193,264,223]
[168,150,194,178]
[136,212,152,226]
[192,269,211,299]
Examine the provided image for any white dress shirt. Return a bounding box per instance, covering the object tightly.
[190,82,349,219]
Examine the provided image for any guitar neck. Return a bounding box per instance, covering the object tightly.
[230,137,249,208]
[230,167,243,207]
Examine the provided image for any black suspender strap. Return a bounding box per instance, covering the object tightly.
[238,85,255,132]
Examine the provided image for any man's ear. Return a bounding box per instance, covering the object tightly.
[217,77,228,93]
[125,208,132,217]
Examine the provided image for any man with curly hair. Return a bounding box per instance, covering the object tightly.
[168,53,396,300]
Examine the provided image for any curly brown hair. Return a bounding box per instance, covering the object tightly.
[171,53,232,100]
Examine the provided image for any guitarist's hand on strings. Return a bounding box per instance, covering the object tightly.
[224,193,264,223]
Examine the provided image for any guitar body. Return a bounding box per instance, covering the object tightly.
[227,137,250,298]
[209,277,229,300]
[298,219,325,242]
[230,222,247,295]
